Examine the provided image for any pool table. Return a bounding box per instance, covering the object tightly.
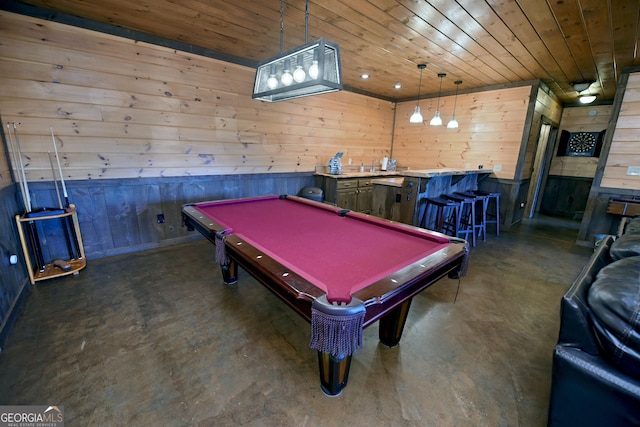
[182,195,469,395]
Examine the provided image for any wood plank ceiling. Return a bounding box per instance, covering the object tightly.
[7,0,640,104]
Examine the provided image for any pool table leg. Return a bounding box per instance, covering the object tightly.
[220,259,238,285]
[378,298,413,347]
[317,352,352,396]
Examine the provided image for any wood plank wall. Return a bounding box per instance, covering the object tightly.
[393,85,532,180]
[577,69,639,246]
[0,11,394,188]
[522,87,563,180]
[0,149,9,190]
[549,105,611,178]
[601,72,640,189]
[512,86,563,223]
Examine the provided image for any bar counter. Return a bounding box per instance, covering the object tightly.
[402,168,492,178]
[369,168,493,226]
[314,166,492,226]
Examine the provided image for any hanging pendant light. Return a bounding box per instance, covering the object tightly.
[430,73,446,126]
[447,80,462,129]
[253,0,342,102]
[409,64,427,124]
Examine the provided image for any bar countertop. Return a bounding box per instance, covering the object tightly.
[315,167,492,179]
[402,168,493,178]
[314,171,400,178]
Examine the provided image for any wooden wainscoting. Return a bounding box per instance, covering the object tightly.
[25,173,315,260]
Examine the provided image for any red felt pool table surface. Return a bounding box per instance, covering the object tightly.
[190,195,451,303]
[182,195,467,395]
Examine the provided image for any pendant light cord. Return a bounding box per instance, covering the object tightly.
[305,0,309,44]
[416,67,423,107]
[279,0,284,54]
[452,81,460,111]
[436,75,443,112]
[281,0,309,49]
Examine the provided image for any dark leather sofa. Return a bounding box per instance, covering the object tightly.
[547,220,640,426]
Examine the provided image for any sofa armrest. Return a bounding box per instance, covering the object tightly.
[557,235,614,353]
[548,345,640,426]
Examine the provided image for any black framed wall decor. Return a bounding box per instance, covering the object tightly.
[556,130,605,157]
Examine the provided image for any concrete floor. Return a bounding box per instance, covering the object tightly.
[0,216,592,426]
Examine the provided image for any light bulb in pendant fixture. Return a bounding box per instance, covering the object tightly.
[410,106,423,124]
[267,74,278,90]
[281,71,293,86]
[309,61,319,79]
[430,111,442,126]
[309,48,319,79]
[281,59,293,86]
[430,73,446,126]
[293,55,306,83]
[447,80,462,129]
[409,63,427,124]
[266,65,278,90]
[293,66,306,83]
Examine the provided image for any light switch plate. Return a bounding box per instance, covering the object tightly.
[627,166,640,176]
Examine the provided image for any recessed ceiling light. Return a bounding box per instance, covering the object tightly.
[361,74,370,79]
[394,82,402,89]
[579,95,597,104]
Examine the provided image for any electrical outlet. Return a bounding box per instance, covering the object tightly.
[494,164,502,172]
[157,214,165,224]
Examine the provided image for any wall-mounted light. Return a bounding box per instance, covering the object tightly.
[447,80,462,129]
[409,64,427,124]
[430,73,446,126]
[252,0,342,102]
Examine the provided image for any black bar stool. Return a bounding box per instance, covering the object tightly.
[444,193,476,246]
[421,197,461,236]
[455,191,487,243]
[474,190,500,236]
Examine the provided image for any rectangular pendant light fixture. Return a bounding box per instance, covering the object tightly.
[253,38,342,102]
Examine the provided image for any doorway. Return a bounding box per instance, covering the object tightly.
[526,122,557,219]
